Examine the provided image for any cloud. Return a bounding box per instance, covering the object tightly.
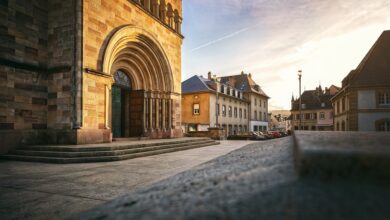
[183,0,390,110]
[189,27,251,52]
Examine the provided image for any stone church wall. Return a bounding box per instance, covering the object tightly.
[0,0,77,153]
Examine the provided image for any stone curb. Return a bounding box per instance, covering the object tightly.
[293,131,390,180]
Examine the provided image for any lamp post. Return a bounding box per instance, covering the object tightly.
[213,75,220,127]
[298,70,302,130]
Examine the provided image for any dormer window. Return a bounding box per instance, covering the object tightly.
[220,85,225,94]
[233,90,236,97]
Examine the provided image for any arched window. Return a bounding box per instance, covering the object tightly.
[159,0,166,23]
[167,3,174,27]
[114,70,131,89]
[151,0,160,17]
[174,9,181,33]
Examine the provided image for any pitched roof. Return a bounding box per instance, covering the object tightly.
[291,90,333,111]
[343,30,390,87]
[181,75,211,94]
[219,73,269,98]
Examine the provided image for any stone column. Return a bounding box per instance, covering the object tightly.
[152,0,160,18]
[168,99,172,129]
[149,97,153,130]
[160,5,166,23]
[143,98,147,131]
[144,0,151,11]
[174,15,182,34]
[167,11,173,27]
[162,99,166,130]
[155,98,160,130]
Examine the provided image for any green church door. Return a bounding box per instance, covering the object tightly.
[112,86,122,138]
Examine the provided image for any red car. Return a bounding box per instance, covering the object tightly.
[269,131,281,138]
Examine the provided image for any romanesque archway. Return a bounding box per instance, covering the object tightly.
[102,25,174,138]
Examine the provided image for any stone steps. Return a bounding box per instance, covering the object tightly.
[0,138,220,164]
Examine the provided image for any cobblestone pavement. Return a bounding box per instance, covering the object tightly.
[0,140,253,220]
[78,137,390,220]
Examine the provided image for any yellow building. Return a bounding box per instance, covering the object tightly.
[181,72,269,136]
[0,0,183,153]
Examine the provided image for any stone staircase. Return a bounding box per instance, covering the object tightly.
[0,138,219,164]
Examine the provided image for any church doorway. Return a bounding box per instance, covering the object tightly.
[111,70,131,138]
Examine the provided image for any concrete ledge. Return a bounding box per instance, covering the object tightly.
[294,131,390,180]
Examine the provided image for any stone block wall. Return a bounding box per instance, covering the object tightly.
[0,0,78,152]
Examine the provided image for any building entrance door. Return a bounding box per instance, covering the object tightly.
[112,70,132,138]
[112,86,123,138]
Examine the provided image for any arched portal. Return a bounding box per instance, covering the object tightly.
[103,25,174,138]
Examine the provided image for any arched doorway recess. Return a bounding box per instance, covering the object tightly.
[103,25,175,138]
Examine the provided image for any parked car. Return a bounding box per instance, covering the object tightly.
[269,131,281,138]
[258,131,273,139]
[250,132,267,140]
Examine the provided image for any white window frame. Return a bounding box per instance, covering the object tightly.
[193,103,200,115]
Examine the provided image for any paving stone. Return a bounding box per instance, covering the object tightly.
[0,140,249,220]
[76,137,390,220]
[294,131,390,180]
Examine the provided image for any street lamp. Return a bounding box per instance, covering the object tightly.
[213,75,220,127]
[298,70,302,131]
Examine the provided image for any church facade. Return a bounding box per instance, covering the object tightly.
[0,0,183,153]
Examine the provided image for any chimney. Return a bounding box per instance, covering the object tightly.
[241,71,244,75]
[207,71,212,80]
[248,73,252,78]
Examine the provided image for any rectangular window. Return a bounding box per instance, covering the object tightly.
[216,104,220,116]
[379,92,390,105]
[259,111,262,121]
[264,112,267,121]
[377,121,390,132]
[234,107,238,118]
[228,106,232,117]
[302,104,306,109]
[342,98,346,111]
[259,100,262,107]
[193,104,200,115]
[255,99,257,106]
[233,90,236,97]
[220,85,225,94]
[239,108,242,118]
[264,101,267,108]
[244,109,247,119]
[222,105,226,117]
[320,112,325,120]
[296,114,300,120]
[254,111,257,120]
[305,113,311,120]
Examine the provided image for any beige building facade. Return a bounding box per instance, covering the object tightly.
[332,31,390,132]
[0,0,183,153]
[291,86,339,131]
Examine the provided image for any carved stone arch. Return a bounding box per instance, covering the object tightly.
[102,25,174,92]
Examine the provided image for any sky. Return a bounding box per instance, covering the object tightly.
[181,0,390,110]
